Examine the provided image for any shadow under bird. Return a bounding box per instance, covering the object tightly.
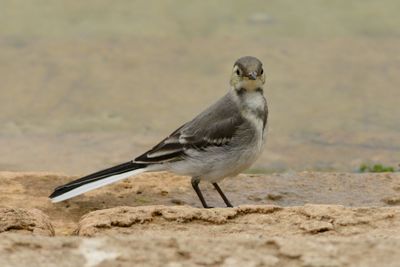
[50,56,268,208]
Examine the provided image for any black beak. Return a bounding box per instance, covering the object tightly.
[248,72,257,80]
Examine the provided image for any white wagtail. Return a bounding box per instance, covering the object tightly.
[50,56,268,208]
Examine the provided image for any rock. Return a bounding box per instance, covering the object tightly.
[0,233,84,267]
[300,220,334,234]
[75,204,400,240]
[266,193,283,201]
[2,171,400,266]
[382,196,400,205]
[0,208,54,236]
[76,205,282,236]
[1,233,400,267]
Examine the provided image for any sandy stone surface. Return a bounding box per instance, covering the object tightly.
[0,171,400,266]
[1,232,400,267]
[0,208,54,236]
[75,205,400,238]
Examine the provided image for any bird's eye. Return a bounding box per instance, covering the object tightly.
[236,69,241,75]
[260,68,264,75]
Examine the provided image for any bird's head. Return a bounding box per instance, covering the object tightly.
[230,56,265,92]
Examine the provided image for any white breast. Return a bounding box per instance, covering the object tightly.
[238,91,267,164]
[241,92,265,135]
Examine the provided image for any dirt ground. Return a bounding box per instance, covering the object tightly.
[1,171,400,266]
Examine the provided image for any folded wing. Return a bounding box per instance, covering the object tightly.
[135,116,244,164]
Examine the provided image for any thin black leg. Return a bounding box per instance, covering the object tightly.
[213,183,233,207]
[191,177,212,208]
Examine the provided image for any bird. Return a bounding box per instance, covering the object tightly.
[49,56,268,208]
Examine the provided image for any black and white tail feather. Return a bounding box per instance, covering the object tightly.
[49,161,147,202]
[49,126,190,202]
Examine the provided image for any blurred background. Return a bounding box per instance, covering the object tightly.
[0,0,399,174]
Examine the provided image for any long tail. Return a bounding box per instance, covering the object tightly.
[49,161,148,203]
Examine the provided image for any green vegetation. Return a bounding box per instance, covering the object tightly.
[359,163,395,173]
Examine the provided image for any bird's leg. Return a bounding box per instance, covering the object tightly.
[212,183,233,207]
[191,177,212,208]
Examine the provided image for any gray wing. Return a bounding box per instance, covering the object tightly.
[134,93,244,164]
